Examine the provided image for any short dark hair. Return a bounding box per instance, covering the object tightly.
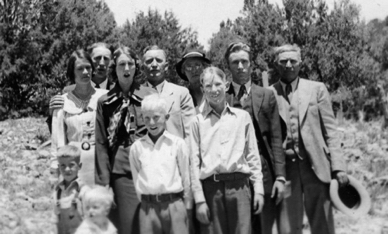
[110,45,142,89]
[224,42,252,66]
[66,49,94,83]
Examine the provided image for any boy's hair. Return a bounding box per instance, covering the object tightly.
[57,144,81,163]
[200,66,228,85]
[224,41,252,66]
[141,93,168,115]
[142,45,167,60]
[84,185,114,208]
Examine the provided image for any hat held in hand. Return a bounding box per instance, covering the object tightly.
[330,175,371,217]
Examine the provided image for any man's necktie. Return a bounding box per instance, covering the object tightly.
[95,83,100,89]
[285,84,292,103]
[237,85,246,101]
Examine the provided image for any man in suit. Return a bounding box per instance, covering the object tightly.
[47,42,113,131]
[142,45,196,139]
[269,44,349,234]
[224,42,286,234]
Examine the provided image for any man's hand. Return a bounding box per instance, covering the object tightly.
[271,180,285,205]
[195,202,210,224]
[253,193,264,215]
[49,94,64,115]
[335,171,349,187]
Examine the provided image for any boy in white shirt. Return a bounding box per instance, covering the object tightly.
[129,93,191,234]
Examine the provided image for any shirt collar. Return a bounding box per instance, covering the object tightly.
[232,80,252,96]
[143,130,173,145]
[201,100,235,118]
[147,80,166,93]
[55,177,82,192]
[91,78,108,90]
[280,77,299,93]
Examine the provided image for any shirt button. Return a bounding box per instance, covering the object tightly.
[88,133,92,139]
[86,121,90,126]
[292,158,296,162]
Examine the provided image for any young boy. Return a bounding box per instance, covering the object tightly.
[75,186,117,234]
[129,93,192,234]
[54,144,87,234]
[189,67,264,234]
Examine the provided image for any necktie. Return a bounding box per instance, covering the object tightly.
[285,84,292,103]
[237,85,246,101]
[107,98,132,146]
[95,83,100,89]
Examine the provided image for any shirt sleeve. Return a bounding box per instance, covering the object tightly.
[188,117,206,203]
[244,113,264,195]
[95,99,111,186]
[176,139,193,209]
[129,143,141,201]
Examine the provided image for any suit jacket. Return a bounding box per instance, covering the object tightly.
[226,83,285,194]
[149,81,196,139]
[269,78,346,183]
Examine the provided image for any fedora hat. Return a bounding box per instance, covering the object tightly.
[175,49,211,81]
[330,175,371,217]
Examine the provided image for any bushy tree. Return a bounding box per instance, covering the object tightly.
[0,0,117,119]
[118,9,201,85]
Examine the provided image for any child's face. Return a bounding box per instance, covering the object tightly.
[85,201,109,224]
[202,74,228,108]
[57,157,81,183]
[143,109,168,138]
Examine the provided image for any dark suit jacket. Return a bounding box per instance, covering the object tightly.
[270,78,346,183]
[226,83,285,194]
[94,83,155,186]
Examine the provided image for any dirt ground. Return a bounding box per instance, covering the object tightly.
[0,118,387,233]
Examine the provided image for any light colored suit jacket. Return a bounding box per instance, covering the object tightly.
[156,81,196,139]
[269,78,346,183]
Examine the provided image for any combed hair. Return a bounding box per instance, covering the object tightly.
[273,44,301,62]
[200,66,227,85]
[84,185,114,208]
[57,144,81,162]
[224,41,251,66]
[86,42,110,55]
[66,49,94,83]
[142,45,167,59]
[141,93,168,115]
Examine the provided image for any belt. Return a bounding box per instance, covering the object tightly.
[203,172,249,182]
[141,192,183,203]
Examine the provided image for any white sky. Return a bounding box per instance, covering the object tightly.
[104,0,388,50]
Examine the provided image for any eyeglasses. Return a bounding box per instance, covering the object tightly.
[184,64,203,72]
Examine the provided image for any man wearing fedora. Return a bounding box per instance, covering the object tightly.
[269,44,349,234]
[175,49,211,112]
[224,41,286,234]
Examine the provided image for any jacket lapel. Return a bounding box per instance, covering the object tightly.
[272,82,287,123]
[250,84,264,124]
[225,85,235,107]
[297,78,312,124]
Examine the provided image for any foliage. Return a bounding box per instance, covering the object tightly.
[118,9,201,86]
[0,0,117,119]
[208,0,385,120]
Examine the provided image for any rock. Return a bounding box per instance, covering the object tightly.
[33,197,52,211]
[25,143,39,150]
[37,149,51,159]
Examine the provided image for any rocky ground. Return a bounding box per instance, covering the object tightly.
[0,118,387,234]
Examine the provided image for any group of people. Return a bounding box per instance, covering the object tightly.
[49,41,349,234]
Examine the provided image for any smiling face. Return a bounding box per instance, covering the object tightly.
[143,49,168,85]
[228,50,252,85]
[276,51,301,83]
[91,46,111,80]
[116,53,136,89]
[143,108,169,141]
[202,72,229,109]
[73,58,93,85]
[85,200,110,225]
[58,157,81,183]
